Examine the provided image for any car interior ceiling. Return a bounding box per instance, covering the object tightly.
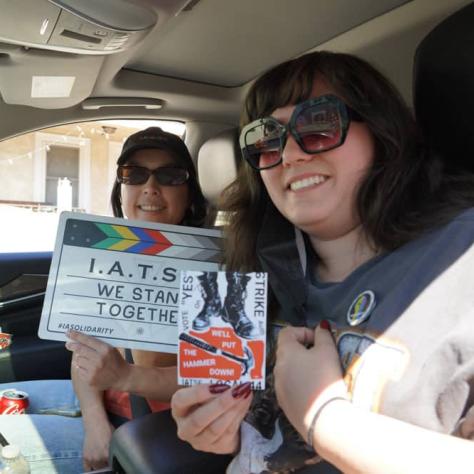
[0,0,471,150]
[1,0,474,473]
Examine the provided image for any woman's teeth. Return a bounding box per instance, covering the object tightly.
[290,175,327,191]
[139,205,164,211]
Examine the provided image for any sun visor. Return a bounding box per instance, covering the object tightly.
[0,45,104,108]
[0,0,157,55]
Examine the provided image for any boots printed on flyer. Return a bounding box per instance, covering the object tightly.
[192,272,222,331]
[222,272,260,339]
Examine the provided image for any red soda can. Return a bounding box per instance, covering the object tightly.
[0,389,29,414]
[0,332,12,351]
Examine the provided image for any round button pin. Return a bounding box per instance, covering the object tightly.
[346,290,376,326]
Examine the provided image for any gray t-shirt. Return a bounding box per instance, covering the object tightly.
[228,207,474,474]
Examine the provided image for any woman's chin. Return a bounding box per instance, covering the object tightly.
[285,209,330,231]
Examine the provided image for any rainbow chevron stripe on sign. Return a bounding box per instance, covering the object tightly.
[93,223,172,255]
[63,218,221,262]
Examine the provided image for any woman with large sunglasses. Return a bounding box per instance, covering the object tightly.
[171,52,474,473]
[0,127,207,473]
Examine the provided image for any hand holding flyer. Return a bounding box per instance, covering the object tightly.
[178,271,267,389]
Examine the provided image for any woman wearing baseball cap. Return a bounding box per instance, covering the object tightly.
[66,126,207,471]
[110,126,206,226]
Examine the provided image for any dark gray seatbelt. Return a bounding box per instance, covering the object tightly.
[124,349,152,418]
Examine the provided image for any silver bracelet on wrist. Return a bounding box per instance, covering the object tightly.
[307,396,349,449]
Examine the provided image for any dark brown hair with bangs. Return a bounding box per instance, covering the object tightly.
[221,50,474,271]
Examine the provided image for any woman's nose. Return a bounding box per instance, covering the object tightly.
[142,174,162,194]
[281,134,312,167]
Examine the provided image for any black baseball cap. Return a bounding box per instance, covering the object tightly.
[117,126,193,169]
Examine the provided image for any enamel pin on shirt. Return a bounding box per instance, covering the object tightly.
[347,290,376,326]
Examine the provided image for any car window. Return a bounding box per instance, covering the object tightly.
[0,119,185,252]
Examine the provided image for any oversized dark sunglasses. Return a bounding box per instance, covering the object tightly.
[239,94,363,170]
[117,165,189,186]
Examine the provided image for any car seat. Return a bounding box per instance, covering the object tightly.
[413,1,474,174]
[197,127,240,226]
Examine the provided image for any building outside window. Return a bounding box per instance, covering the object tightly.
[0,120,185,252]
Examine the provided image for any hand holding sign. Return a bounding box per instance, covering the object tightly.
[66,330,131,391]
[39,212,222,352]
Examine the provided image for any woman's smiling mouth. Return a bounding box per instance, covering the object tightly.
[138,204,165,211]
[289,174,328,191]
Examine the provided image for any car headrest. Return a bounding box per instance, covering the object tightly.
[413,2,474,173]
[197,128,239,207]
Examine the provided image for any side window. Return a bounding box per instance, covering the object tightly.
[0,120,185,252]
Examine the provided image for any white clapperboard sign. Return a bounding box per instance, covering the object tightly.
[39,212,222,353]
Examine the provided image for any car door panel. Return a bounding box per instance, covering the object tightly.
[0,252,71,383]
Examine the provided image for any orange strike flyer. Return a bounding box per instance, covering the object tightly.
[178,271,267,390]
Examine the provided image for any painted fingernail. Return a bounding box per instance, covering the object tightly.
[209,384,231,394]
[231,382,252,399]
[320,319,331,331]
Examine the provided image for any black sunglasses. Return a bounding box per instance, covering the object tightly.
[117,165,189,186]
[239,94,362,170]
